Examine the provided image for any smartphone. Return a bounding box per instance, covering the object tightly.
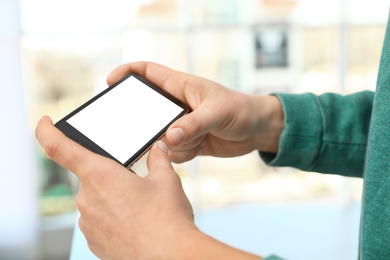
[55,73,189,170]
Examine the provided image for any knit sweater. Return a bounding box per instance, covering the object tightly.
[261,15,390,260]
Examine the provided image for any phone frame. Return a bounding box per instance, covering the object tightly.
[55,73,189,169]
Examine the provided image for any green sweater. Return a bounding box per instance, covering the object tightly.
[261,15,390,260]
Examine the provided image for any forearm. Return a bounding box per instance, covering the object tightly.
[176,227,262,260]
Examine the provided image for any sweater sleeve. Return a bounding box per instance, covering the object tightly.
[260,91,374,178]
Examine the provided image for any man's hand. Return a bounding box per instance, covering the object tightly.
[35,116,196,259]
[35,116,262,259]
[107,62,284,163]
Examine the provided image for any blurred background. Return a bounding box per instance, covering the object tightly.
[1,0,389,259]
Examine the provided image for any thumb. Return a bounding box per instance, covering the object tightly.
[147,140,175,176]
[166,108,216,146]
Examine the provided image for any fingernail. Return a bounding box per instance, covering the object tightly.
[167,127,185,145]
[157,140,168,154]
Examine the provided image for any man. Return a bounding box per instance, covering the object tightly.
[36,20,390,257]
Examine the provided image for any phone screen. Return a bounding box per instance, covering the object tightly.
[57,74,187,166]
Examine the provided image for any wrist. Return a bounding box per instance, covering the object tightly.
[252,95,284,153]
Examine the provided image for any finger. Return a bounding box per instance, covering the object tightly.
[166,134,206,152]
[165,108,218,147]
[166,135,206,163]
[35,116,119,180]
[168,148,203,164]
[106,61,188,101]
[146,140,174,177]
[107,62,174,90]
[107,62,149,85]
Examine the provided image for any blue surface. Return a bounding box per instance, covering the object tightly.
[71,201,361,260]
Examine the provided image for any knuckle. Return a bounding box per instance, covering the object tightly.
[77,168,91,182]
[44,140,59,159]
[87,242,98,255]
[78,216,85,232]
[188,115,203,133]
[76,195,88,213]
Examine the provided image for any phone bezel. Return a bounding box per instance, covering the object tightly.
[55,73,189,168]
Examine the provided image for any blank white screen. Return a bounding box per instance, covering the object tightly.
[67,76,183,164]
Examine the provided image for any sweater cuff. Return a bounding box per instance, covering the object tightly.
[260,93,323,170]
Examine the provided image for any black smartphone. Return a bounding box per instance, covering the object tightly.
[55,73,189,169]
